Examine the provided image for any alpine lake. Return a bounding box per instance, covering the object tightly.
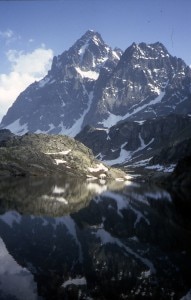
[0,174,191,300]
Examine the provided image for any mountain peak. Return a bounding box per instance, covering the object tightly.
[61,30,119,72]
[119,41,171,65]
[74,30,105,51]
[1,32,190,136]
[50,30,110,76]
[82,29,102,39]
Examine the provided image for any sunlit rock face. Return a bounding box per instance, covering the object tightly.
[1,31,191,135]
[0,177,191,299]
[0,30,121,136]
[0,130,126,179]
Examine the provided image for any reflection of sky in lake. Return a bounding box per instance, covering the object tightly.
[0,237,38,300]
[0,177,191,299]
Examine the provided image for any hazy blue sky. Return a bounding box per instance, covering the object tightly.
[0,0,191,120]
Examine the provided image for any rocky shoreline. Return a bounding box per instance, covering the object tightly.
[0,130,126,180]
[0,129,191,198]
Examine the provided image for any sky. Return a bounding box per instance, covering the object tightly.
[0,0,191,121]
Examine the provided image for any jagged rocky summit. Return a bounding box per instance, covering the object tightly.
[0,31,121,136]
[0,130,126,179]
[1,30,191,136]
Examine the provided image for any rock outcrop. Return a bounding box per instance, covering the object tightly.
[0,130,125,179]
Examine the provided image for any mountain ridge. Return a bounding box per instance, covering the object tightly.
[76,113,191,173]
[1,30,191,137]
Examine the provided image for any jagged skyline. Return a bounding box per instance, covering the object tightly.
[0,0,191,121]
[1,30,190,137]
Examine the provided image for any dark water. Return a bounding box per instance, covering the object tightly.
[0,176,191,300]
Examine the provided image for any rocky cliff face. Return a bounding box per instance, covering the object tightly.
[166,155,191,189]
[76,114,191,172]
[1,31,190,136]
[0,130,125,179]
[87,42,191,127]
[0,31,121,136]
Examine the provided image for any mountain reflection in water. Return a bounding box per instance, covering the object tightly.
[0,177,191,300]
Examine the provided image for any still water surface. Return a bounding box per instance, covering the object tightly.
[0,176,191,300]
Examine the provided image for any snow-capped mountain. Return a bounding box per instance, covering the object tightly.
[1,30,191,136]
[0,30,121,136]
[86,42,191,127]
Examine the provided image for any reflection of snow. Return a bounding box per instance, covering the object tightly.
[87,182,107,194]
[0,237,38,300]
[41,195,68,204]
[0,211,21,227]
[52,186,66,194]
[94,191,150,226]
[62,276,87,288]
[101,191,128,215]
[55,216,83,262]
[180,289,191,300]
[144,191,172,202]
[95,228,156,275]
